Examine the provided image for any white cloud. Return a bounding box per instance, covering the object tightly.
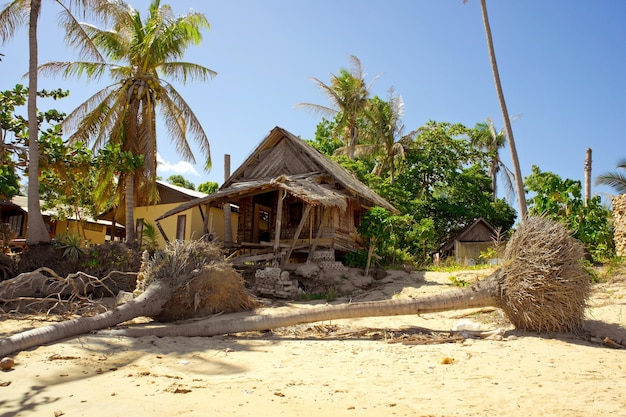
[156,153,200,177]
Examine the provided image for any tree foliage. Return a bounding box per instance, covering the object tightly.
[525,165,614,261]
[167,175,195,190]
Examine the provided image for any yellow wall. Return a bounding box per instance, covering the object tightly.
[134,203,238,249]
[53,219,107,245]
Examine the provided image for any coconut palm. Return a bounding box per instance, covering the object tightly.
[39,0,216,243]
[595,159,626,195]
[472,117,515,201]
[465,0,528,220]
[0,0,103,245]
[297,55,378,159]
[366,89,418,184]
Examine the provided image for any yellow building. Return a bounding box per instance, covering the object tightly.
[133,181,238,249]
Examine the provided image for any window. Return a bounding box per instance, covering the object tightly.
[176,215,186,240]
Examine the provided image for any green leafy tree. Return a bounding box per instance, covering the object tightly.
[167,175,195,190]
[39,0,216,243]
[0,85,28,198]
[372,121,516,263]
[0,0,103,245]
[297,55,377,159]
[197,181,218,194]
[525,165,614,260]
[0,85,70,201]
[595,159,626,195]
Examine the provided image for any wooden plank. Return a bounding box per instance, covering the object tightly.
[272,189,285,266]
[281,203,312,267]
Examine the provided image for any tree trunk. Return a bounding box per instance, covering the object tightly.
[25,0,50,246]
[125,174,136,243]
[100,273,500,339]
[480,0,528,220]
[0,277,180,357]
[584,148,592,205]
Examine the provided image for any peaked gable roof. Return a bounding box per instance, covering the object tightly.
[156,126,397,221]
[225,126,396,211]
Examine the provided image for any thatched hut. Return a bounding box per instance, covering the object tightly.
[157,126,397,266]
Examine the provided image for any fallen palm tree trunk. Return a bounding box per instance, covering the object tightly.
[100,216,590,339]
[0,217,589,356]
[0,240,257,357]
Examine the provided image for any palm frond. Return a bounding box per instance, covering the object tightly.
[0,0,28,43]
[159,61,216,83]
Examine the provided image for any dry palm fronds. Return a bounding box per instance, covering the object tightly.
[496,216,589,332]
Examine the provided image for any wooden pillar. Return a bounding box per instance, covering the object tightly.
[223,154,233,246]
[307,207,330,262]
[272,189,286,266]
[281,203,312,267]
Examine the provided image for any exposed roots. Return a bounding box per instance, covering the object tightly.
[0,267,136,316]
[497,216,590,333]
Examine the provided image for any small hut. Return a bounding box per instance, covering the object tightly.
[157,126,397,267]
[437,218,501,265]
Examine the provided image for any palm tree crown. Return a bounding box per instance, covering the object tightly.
[366,89,417,184]
[472,117,514,201]
[297,55,378,159]
[39,0,216,242]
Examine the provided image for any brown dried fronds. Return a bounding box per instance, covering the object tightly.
[497,216,590,333]
[156,262,259,322]
[141,239,223,288]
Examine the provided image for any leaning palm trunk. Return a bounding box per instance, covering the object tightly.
[0,218,588,356]
[0,240,256,357]
[0,279,177,357]
[101,217,589,339]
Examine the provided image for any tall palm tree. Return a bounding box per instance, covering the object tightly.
[472,117,515,201]
[0,0,102,245]
[366,89,417,184]
[297,55,377,159]
[595,159,626,195]
[466,0,528,220]
[40,0,216,243]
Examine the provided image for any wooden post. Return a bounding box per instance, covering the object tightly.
[307,208,330,262]
[223,154,233,246]
[272,189,285,266]
[281,203,312,267]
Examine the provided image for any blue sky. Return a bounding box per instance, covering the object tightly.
[2,0,624,209]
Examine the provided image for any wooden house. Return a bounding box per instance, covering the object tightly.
[157,126,397,266]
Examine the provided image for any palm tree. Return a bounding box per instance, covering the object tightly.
[297,55,377,159]
[39,0,216,243]
[595,159,626,195]
[466,0,528,220]
[0,0,103,245]
[472,117,515,201]
[366,89,417,184]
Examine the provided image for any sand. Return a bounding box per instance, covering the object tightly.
[1,269,625,417]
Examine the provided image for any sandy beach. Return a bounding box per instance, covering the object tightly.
[1,269,625,417]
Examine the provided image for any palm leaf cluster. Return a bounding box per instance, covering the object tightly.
[38,0,215,242]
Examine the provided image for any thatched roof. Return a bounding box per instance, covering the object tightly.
[157,126,397,221]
